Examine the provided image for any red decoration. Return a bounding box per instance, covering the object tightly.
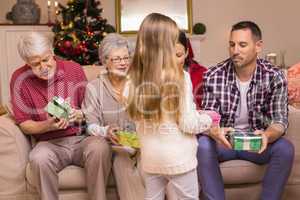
[63,40,72,48]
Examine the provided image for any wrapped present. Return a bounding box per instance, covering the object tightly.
[44,96,72,119]
[228,131,262,152]
[116,131,140,149]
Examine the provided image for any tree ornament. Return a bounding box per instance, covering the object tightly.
[52,0,116,65]
[73,44,83,55]
[70,33,79,44]
[68,22,74,29]
[63,40,72,48]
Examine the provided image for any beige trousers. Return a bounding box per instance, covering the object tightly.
[29,135,112,200]
[144,169,199,200]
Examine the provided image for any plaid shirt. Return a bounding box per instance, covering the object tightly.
[202,58,288,131]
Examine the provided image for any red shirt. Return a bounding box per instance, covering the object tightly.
[188,60,207,109]
[10,58,87,141]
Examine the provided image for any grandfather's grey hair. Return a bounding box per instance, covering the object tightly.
[98,33,133,65]
[17,32,53,62]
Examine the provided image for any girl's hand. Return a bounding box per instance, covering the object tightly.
[209,126,233,149]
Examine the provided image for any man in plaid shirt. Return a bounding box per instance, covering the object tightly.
[197,21,294,200]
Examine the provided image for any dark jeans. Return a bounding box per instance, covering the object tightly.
[197,135,294,200]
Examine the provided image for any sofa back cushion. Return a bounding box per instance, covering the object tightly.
[82,65,106,82]
[288,63,300,108]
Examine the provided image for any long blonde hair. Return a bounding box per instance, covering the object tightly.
[127,13,184,123]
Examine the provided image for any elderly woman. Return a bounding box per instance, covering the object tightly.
[81,33,144,200]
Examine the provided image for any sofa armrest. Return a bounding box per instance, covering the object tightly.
[287,106,300,138]
[0,115,31,195]
[286,105,300,184]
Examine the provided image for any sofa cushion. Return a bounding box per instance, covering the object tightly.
[0,116,31,196]
[26,164,115,190]
[82,65,106,82]
[220,160,266,185]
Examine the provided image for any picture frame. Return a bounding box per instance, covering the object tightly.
[115,0,193,34]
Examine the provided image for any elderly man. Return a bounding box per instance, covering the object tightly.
[198,21,294,200]
[10,32,111,200]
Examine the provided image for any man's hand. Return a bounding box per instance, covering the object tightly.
[254,130,269,154]
[68,109,84,123]
[47,116,69,132]
[209,126,234,149]
[107,125,120,145]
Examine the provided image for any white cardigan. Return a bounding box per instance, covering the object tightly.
[134,71,212,175]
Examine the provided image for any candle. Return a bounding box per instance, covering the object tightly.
[47,0,52,24]
[54,1,58,21]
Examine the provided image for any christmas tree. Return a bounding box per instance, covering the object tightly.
[52,0,115,65]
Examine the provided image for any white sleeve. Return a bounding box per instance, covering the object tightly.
[87,123,109,137]
[179,71,212,134]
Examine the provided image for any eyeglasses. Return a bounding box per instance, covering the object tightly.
[28,54,53,68]
[109,56,130,64]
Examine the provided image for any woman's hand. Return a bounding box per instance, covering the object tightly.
[107,125,120,145]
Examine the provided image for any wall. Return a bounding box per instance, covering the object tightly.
[1,0,299,67]
[193,0,300,67]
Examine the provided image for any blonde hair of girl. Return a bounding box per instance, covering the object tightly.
[127,13,184,123]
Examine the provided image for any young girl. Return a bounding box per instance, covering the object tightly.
[127,13,213,200]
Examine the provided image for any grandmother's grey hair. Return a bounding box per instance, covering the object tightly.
[98,33,133,65]
[17,32,53,62]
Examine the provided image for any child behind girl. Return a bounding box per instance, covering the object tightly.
[127,13,213,200]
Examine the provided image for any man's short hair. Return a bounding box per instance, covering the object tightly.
[17,32,53,62]
[231,21,262,41]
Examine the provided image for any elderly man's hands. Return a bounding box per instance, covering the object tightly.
[68,108,85,123]
[47,108,84,132]
[47,116,69,131]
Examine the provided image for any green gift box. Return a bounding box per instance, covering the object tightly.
[228,131,262,152]
[116,131,140,149]
[44,96,71,119]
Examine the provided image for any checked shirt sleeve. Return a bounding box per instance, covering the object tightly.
[268,70,288,130]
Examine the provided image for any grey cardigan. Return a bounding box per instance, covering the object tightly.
[82,73,133,135]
